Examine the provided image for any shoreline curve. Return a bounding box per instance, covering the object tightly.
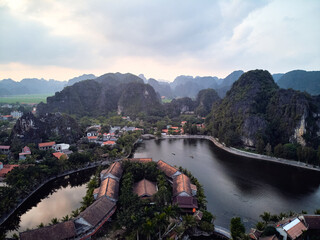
[162,135,320,173]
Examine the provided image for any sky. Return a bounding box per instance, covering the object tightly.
[0,0,319,82]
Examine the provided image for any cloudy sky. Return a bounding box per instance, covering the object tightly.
[0,0,319,82]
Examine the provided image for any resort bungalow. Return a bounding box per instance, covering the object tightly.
[96,177,119,202]
[74,196,117,238]
[38,142,56,151]
[100,162,123,182]
[20,220,76,240]
[157,160,181,180]
[19,146,31,160]
[0,145,10,154]
[133,178,158,200]
[172,174,198,212]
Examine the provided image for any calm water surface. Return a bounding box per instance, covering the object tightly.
[133,138,320,229]
[3,168,95,237]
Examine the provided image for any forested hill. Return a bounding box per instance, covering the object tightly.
[209,70,320,151]
[37,73,163,118]
[277,70,320,95]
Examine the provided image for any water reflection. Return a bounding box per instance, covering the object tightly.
[134,139,320,229]
[1,168,95,236]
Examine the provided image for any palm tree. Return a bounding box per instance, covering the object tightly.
[141,219,156,240]
[61,215,70,222]
[50,217,59,225]
[182,215,196,234]
[260,212,271,224]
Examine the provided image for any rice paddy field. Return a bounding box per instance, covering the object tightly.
[0,94,53,104]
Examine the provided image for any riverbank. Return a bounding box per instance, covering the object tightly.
[0,161,106,226]
[163,135,320,172]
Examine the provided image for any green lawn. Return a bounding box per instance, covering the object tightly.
[0,94,53,104]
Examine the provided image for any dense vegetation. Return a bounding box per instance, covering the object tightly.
[208,70,320,166]
[277,70,320,95]
[113,161,214,239]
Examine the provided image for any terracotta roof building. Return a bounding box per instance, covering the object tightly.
[173,174,192,197]
[52,152,67,160]
[259,235,279,240]
[278,218,308,240]
[133,179,157,199]
[0,145,10,154]
[100,162,123,181]
[75,196,116,236]
[38,142,56,150]
[20,220,76,240]
[173,196,198,212]
[0,164,19,178]
[303,215,320,230]
[157,160,181,179]
[249,228,262,239]
[97,177,119,202]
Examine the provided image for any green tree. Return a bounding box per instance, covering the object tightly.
[256,221,265,231]
[230,217,246,240]
[260,212,271,224]
[265,143,272,156]
[274,144,283,158]
[256,138,265,154]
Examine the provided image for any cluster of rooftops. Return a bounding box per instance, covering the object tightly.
[20,158,199,240]
[249,215,320,240]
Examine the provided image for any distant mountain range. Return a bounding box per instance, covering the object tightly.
[140,70,320,98]
[0,74,96,96]
[1,70,320,98]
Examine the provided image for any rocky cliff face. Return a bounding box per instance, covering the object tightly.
[210,70,320,148]
[10,112,82,144]
[37,73,162,118]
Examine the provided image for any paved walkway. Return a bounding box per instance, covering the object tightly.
[163,135,320,172]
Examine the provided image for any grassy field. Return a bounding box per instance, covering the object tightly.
[0,94,53,104]
[161,99,172,103]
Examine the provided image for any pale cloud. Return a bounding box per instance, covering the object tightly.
[0,0,319,81]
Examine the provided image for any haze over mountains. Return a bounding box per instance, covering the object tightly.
[1,70,320,98]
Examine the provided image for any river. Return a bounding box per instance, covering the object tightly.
[2,168,95,237]
[133,138,320,229]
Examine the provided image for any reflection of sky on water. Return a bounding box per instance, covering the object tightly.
[134,139,320,229]
[20,185,87,230]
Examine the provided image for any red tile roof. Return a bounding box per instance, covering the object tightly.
[283,218,308,239]
[0,165,19,178]
[304,215,320,230]
[79,196,116,226]
[103,141,116,145]
[0,145,10,150]
[20,220,76,240]
[133,179,157,198]
[98,177,119,200]
[157,160,178,178]
[173,174,192,197]
[38,142,56,148]
[52,152,66,159]
[173,196,198,209]
[87,136,97,139]
[101,162,123,179]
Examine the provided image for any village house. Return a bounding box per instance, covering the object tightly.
[101,140,116,147]
[276,217,308,240]
[54,143,70,152]
[10,110,23,119]
[38,142,56,151]
[52,152,68,160]
[87,136,98,143]
[133,178,158,200]
[19,146,31,160]
[0,145,10,154]
[0,162,19,178]
[1,115,13,121]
